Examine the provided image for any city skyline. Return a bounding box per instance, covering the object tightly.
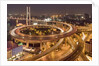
[7,4,92,16]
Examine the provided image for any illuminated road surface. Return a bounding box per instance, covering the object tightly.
[9,21,91,61]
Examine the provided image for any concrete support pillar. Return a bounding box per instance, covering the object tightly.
[64,38,67,47]
[40,42,43,51]
[46,42,51,49]
[26,42,29,48]
[60,23,63,28]
[51,51,55,61]
[44,42,47,51]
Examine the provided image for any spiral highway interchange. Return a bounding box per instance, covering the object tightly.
[10,21,90,61]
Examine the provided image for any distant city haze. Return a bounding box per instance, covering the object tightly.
[7,4,92,16]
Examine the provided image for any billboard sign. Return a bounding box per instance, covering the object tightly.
[12,46,23,56]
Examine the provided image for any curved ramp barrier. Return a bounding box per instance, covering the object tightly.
[9,21,90,61]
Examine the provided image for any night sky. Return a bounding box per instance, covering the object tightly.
[7,4,92,16]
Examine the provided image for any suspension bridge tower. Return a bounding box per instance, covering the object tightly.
[26,6,31,25]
